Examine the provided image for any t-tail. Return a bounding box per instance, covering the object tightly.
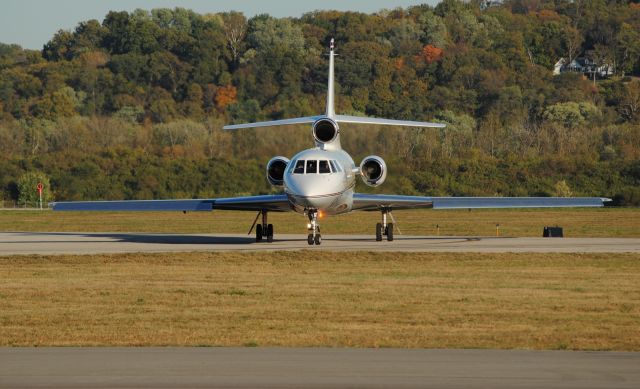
[223,39,445,150]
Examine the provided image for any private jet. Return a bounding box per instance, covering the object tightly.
[51,39,608,245]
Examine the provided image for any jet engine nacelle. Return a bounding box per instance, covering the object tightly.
[359,155,387,187]
[312,118,339,144]
[266,156,290,186]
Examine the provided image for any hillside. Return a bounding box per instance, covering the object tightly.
[0,0,639,205]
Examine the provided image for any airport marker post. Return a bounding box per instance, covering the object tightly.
[37,182,43,210]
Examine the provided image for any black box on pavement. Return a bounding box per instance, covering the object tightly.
[543,227,563,237]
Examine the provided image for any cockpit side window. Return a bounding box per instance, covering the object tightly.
[293,160,305,174]
[330,160,343,172]
[319,160,331,174]
[306,160,317,174]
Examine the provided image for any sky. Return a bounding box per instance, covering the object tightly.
[1,0,440,50]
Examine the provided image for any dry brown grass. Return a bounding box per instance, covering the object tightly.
[0,207,638,237]
[1,251,639,350]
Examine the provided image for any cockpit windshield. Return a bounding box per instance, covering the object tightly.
[319,160,331,174]
[290,159,343,174]
[306,160,317,174]
[293,160,305,174]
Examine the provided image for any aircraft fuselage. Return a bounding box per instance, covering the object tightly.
[284,147,356,215]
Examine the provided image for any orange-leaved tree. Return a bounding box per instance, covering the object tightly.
[420,44,444,64]
[215,85,238,111]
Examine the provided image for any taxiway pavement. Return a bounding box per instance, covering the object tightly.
[1,347,638,388]
[0,232,638,255]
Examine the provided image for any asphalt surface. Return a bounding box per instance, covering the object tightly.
[0,232,638,255]
[1,347,638,389]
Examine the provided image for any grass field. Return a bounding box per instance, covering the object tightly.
[0,207,638,237]
[1,251,639,350]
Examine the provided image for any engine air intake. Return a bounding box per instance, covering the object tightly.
[266,156,290,186]
[312,118,339,144]
[359,155,387,187]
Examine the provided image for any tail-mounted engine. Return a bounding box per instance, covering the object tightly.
[266,156,290,186]
[359,155,387,187]
[312,118,339,145]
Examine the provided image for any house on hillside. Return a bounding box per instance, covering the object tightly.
[479,0,503,9]
[554,56,614,78]
[553,58,566,75]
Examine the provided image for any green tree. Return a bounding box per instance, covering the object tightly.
[616,23,640,76]
[554,180,573,197]
[220,11,247,65]
[619,80,640,123]
[542,101,600,128]
[18,172,52,206]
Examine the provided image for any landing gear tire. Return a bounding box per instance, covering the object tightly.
[376,223,383,242]
[387,223,394,242]
[306,209,322,246]
[256,224,263,242]
[267,224,274,243]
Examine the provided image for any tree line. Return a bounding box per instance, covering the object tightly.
[0,0,639,205]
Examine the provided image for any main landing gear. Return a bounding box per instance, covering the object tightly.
[251,210,274,243]
[306,209,321,245]
[376,208,394,242]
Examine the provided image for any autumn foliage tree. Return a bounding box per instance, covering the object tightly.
[419,44,444,64]
[214,84,237,111]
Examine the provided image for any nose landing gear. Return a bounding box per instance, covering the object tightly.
[376,208,394,242]
[306,209,321,245]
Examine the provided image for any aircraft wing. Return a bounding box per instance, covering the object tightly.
[335,115,445,128]
[50,195,292,212]
[211,194,291,211]
[352,194,609,211]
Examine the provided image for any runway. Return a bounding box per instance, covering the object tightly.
[0,232,638,255]
[1,347,638,389]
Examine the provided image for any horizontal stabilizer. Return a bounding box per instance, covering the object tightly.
[223,116,323,130]
[335,115,445,128]
[223,114,446,130]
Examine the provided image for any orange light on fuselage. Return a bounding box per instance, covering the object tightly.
[318,210,324,218]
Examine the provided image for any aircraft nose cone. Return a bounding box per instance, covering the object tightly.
[285,174,342,210]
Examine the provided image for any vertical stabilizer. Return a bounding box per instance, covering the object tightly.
[326,38,335,119]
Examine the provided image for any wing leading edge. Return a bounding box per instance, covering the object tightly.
[50,194,292,212]
[352,194,609,211]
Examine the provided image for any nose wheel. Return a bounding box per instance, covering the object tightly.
[306,209,321,245]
